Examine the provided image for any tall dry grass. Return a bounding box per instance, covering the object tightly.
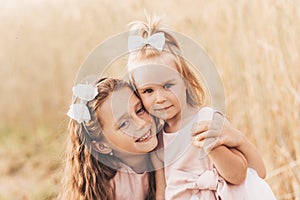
[0,0,299,199]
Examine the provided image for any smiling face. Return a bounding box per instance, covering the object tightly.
[130,54,188,125]
[96,86,158,154]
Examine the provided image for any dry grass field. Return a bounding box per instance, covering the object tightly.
[0,0,299,199]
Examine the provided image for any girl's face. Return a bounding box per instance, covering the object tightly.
[97,86,158,154]
[130,54,188,123]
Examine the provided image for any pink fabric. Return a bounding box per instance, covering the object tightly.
[244,168,277,199]
[111,163,149,200]
[163,107,276,200]
[167,167,245,200]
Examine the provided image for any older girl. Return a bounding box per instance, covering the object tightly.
[59,78,157,199]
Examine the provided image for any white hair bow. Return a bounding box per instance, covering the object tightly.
[67,84,98,123]
[128,32,165,52]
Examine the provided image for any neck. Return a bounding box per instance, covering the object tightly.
[164,106,199,133]
[114,152,150,174]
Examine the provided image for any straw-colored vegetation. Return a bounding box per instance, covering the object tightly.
[0,0,299,199]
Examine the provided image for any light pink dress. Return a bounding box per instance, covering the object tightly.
[162,107,276,200]
[111,163,149,200]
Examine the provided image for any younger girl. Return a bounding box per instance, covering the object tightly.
[127,16,276,199]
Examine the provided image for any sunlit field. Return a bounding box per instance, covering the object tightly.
[0,0,299,199]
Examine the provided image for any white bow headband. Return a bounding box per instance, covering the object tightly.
[67,84,98,123]
[128,32,165,52]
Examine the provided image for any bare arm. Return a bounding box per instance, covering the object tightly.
[208,145,247,184]
[150,152,166,199]
[231,133,266,178]
[154,168,166,200]
[191,118,266,178]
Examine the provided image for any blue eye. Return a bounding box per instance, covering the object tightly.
[164,83,173,89]
[119,120,130,129]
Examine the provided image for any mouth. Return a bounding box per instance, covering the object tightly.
[135,130,153,143]
[154,105,172,111]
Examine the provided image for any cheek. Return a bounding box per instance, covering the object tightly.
[168,88,180,101]
[173,86,187,100]
[141,112,153,124]
[110,132,135,151]
[140,95,153,110]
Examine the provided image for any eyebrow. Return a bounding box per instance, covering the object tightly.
[137,78,177,89]
[162,79,176,84]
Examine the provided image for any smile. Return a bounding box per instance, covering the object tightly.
[135,130,153,143]
[155,105,172,111]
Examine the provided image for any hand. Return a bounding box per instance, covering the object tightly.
[191,112,266,178]
[191,113,245,150]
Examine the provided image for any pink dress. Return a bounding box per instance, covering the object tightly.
[162,107,276,200]
[111,163,149,200]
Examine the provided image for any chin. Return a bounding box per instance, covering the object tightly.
[153,114,168,121]
[144,139,158,152]
[151,140,159,151]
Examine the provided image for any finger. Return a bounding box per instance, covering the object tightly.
[191,130,219,144]
[192,138,205,149]
[191,121,207,133]
[206,129,223,138]
[192,137,221,153]
[192,130,212,142]
[192,130,222,141]
[191,120,211,130]
[203,138,219,153]
[191,121,211,136]
[191,133,203,142]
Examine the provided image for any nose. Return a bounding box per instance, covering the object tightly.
[122,116,148,137]
[133,114,148,130]
[155,90,166,104]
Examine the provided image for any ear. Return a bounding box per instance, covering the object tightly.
[91,141,113,155]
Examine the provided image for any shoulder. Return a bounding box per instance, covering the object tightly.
[196,106,215,120]
[199,106,215,113]
[195,107,229,124]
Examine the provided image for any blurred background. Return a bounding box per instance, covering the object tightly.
[0,0,299,199]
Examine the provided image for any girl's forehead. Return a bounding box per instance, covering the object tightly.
[129,52,177,71]
[98,87,139,121]
[110,87,137,106]
[132,64,182,88]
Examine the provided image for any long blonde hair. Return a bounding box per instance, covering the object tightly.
[58,78,156,200]
[128,15,206,107]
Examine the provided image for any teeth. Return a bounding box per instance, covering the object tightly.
[137,131,151,142]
